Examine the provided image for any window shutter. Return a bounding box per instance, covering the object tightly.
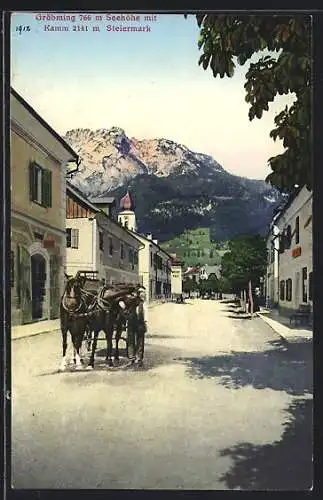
[29,162,36,201]
[42,169,52,207]
[66,229,71,247]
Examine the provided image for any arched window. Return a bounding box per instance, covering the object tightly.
[280,280,285,301]
[286,278,292,301]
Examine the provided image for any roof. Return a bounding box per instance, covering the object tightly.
[135,232,173,260]
[96,212,142,245]
[11,87,79,162]
[120,190,135,211]
[66,182,100,212]
[90,197,116,205]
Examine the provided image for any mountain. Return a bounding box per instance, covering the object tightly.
[64,127,283,242]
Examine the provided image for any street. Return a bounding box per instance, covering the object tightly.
[11,298,313,490]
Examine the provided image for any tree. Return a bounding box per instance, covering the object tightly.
[189,14,311,192]
[221,235,267,307]
[183,277,198,297]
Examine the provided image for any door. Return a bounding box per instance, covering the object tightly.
[294,271,300,309]
[31,253,46,319]
[19,245,32,324]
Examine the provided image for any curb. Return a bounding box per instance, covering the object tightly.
[12,328,61,341]
[256,312,290,345]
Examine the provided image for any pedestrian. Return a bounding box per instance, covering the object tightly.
[127,285,148,368]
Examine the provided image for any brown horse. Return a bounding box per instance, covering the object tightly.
[59,274,98,371]
[87,283,144,369]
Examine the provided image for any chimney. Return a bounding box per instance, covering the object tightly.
[146,233,153,240]
[153,239,158,245]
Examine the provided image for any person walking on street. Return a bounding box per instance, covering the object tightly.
[121,285,148,369]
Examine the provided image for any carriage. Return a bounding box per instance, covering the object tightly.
[60,270,146,371]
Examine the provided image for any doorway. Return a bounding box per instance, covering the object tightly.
[31,253,46,319]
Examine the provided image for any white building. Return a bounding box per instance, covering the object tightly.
[265,186,313,315]
[65,183,141,285]
[170,255,184,296]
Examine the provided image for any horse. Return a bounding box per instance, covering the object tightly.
[86,283,143,369]
[59,273,98,371]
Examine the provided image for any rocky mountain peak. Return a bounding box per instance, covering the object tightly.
[63,126,282,242]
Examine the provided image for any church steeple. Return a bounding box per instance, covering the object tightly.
[120,189,135,211]
[118,189,137,232]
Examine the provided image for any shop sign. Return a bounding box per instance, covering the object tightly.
[292,246,301,258]
[43,238,56,248]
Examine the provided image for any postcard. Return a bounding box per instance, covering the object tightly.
[9,11,313,490]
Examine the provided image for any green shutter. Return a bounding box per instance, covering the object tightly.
[42,169,52,207]
[29,162,36,201]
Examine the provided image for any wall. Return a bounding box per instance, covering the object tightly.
[171,265,183,295]
[11,130,64,231]
[275,188,312,314]
[65,218,96,276]
[10,104,70,325]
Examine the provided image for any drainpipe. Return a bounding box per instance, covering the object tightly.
[66,157,81,178]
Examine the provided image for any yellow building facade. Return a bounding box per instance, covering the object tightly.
[10,88,79,325]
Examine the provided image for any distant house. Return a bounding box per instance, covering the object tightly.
[10,88,79,326]
[65,183,141,285]
[169,254,184,296]
[183,266,201,283]
[265,186,312,315]
[199,264,221,281]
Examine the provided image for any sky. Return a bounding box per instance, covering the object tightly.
[11,12,295,180]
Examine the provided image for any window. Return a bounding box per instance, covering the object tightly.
[99,231,104,251]
[120,243,125,260]
[129,248,133,263]
[109,237,113,256]
[280,280,285,301]
[286,278,292,301]
[66,228,79,249]
[150,252,153,267]
[133,250,138,266]
[309,272,313,301]
[295,216,300,244]
[271,242,275,263]
[11,251,14,287]
[285,225,292,249]
[29,162,52,207]
[302,267,308,302]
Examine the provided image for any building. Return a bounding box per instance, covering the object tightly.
[169,254,184,296]
[183,266,201,283]
[265,186,313,315]
[117,192,172,301]
[131,232,172,301]
[199,264,221,281]
[10,88,79,326]
[66,183,141,285]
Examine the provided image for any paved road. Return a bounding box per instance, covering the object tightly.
[11,299,313,490]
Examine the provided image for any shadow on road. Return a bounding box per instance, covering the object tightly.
[218,397,313,490]
[177,337,312,396]
[226,308,249,315]
[226,315,252,320]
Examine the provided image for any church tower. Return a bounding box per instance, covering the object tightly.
[118,189,137,232]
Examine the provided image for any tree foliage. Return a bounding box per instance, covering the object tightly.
[220,235,267,291]
[191,14,312,192]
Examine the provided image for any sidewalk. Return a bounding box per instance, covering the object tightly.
[257,309,312,343]
[11,300,167,340]
[12,319,60,341]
